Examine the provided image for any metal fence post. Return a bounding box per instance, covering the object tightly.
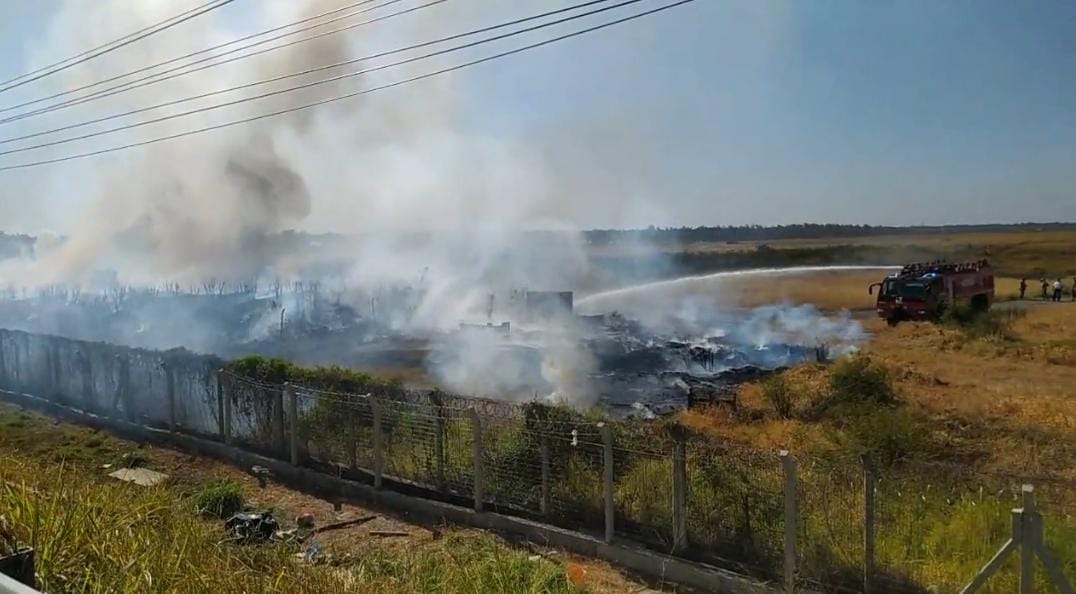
[781,450,798,594]
[862,455,877,594]
[373,399,384,489]
[540,433,551,517]
[470,408,484,512]
[601,423,615,544]
[672,436,688,552]
[286,383,298,466]
[1020,485,1035,594]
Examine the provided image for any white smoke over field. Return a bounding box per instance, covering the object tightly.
[1,1,608,289]
[0,1,866,406]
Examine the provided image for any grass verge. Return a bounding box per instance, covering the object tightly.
[0,405,596,594]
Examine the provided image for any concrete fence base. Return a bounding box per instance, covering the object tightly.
[0,387,791,594]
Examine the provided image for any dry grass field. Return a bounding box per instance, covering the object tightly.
[679,229,1076,269]
[680,297,1076,482]
[595,229,1076,278]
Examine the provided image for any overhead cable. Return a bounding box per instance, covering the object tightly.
[0,0,237,96]
[0,0,615,147]
[0,0,696,172]
[0,0,419,124]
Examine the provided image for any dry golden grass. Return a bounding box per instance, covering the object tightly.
[655,229,1076,277]
[680,302,1076,480]
[862,307,1076,478]
[709,269,883,311]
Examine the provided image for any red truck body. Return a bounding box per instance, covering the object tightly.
[870,260,995,325]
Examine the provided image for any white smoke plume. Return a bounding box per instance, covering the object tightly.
[0,1,864,405]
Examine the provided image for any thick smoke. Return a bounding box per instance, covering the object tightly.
[0,1,866,406]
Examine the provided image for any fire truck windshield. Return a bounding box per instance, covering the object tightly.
[882,280,930,300]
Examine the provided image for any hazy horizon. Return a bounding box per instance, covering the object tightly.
[0,0,1073,237]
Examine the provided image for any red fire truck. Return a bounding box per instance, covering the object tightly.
[869,260,995,325]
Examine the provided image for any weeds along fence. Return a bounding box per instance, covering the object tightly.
[0,329,1073,594]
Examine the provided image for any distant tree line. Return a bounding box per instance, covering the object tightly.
[583,222,1076,245]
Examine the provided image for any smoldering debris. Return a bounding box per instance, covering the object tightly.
[0,276,862,417]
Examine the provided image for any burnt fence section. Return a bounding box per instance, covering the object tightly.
[1,328,1073,594]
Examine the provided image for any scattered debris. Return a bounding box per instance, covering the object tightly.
[314,515,377,535]
[108,467,168,487]
[251,465,271,488]
[273,528,299,542]
[369,530,409,538]
[566,562,588,585]
[296,512,316,531]
[302,541,323,563]
[225,511,279,543]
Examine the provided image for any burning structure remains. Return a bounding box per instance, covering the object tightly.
[0,273,861,418]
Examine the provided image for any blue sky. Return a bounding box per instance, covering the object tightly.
[0,0,1074,231]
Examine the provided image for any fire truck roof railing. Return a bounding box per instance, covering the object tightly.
[898,259,990,276]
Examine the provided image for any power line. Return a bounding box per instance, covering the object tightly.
[0,0,639,158]
[0,0,237,96]
[0,0,228,89]
[0,0,406,119]
[0,0,418,124]
[0,0,696,172]
[0,0,614,147]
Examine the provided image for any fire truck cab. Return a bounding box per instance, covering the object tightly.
[869,260,994,326]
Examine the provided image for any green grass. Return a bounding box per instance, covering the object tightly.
[0,455,593,594]
[190,479,244,519]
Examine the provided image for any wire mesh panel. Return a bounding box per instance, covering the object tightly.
[441,408,475,499]
[226,375,281,455]
[872,463,1076,594]
[48,338,82,408]
[613,440,675,550]
[1038,480,1076,594]
[482,415,543,514]
[169,359,219,437]
[298,388,375,472]
[797,453,865,593]
[124,350,170,427]
[545,421,605,536]
[84,346,122,417]
[381,399,443,490]
[684,441,785,579]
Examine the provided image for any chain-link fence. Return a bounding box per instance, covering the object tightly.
[1,327,1073,594]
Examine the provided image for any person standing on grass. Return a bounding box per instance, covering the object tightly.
[1072,276,1076,301]
[1053,278,1064,302]
[1019,278,1028,300]
[1041,278,1049,300]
